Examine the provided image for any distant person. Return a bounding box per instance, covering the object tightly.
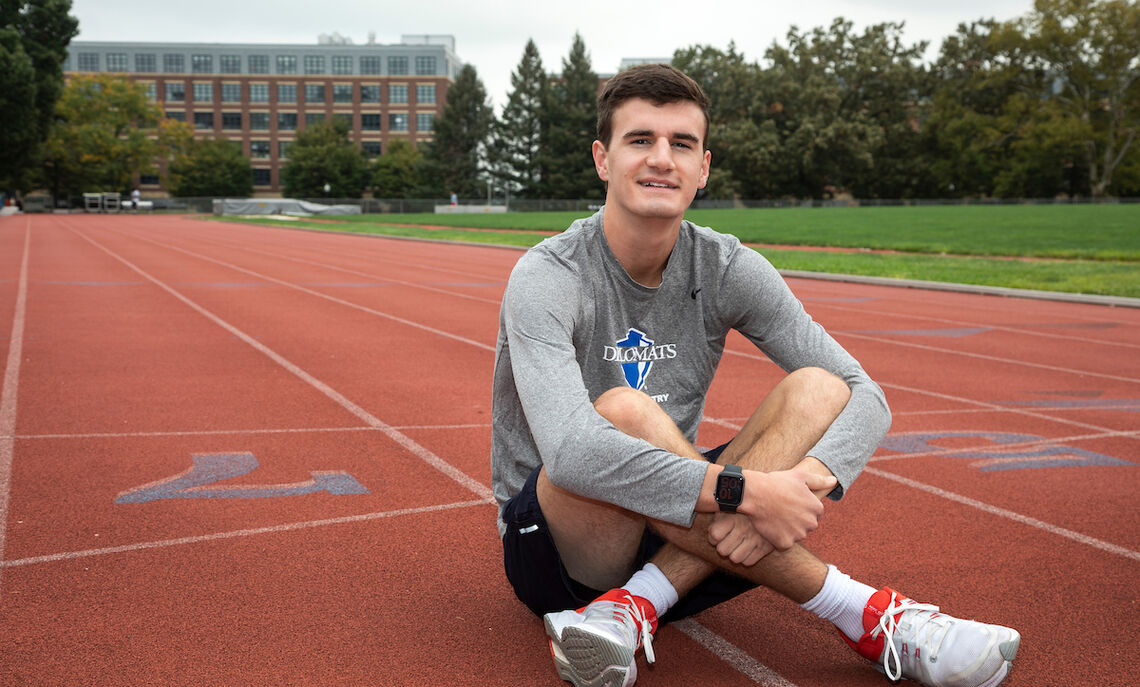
[491,63,1020,687]
[131,187,140,213]
[450,191,458,206]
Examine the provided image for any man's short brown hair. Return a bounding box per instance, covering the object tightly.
[596,63,710,149]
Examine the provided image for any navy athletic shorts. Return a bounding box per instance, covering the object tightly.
[500,443,758,621]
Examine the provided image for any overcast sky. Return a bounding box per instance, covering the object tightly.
[70,0,1035,111]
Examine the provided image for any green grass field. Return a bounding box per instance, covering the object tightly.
[222,203,1140,299]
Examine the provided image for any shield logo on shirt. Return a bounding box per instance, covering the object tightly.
[616,328,654,390]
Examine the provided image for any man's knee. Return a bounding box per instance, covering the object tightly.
[593,387,658,434]
[784,367,850,419]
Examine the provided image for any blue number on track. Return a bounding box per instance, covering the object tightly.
[115,452,369,504]
[877,432,1131,472]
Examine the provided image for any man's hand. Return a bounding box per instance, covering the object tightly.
[707,512,774,566]
[709,468,836,556]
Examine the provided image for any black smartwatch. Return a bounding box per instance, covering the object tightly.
[714,464,745,513]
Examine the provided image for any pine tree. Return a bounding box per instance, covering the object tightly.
[489,39,547,198]
[541,33,601,199]
[418,64,493,198]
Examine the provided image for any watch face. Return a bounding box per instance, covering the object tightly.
[717,475,743,504]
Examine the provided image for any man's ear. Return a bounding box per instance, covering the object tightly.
[592,140,610,182]
[698,149,711,189]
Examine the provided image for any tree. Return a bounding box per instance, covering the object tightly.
[489,39,548,198]
[41,73,174,201]
[1019,0,1140,196]
[166,138,253,197]
[371,138,422,197]
[0,27,37,190]
[279,120,370,198]
[0,0,78,191]
[417,63,493,198]
[542,33,600,199]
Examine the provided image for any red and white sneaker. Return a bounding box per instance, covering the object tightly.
[843,588,1021,687]
[543,589,659,687]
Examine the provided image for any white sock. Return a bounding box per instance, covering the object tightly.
[623,563,679,618]
[801,565,876,642]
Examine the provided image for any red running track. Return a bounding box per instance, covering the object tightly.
[1,213,1137,686]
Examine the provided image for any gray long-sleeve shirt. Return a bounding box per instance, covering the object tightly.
[492,210,891,537]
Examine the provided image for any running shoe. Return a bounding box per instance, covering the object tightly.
[843,587,1021,687]
[543,588,658,687]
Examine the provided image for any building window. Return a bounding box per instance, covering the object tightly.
[250,141,271,158]
[305,84,326,104]
[417,112,435,132]
[333,84,353,104]
[135,53,156,73]
[332,56,353,75]
[278,140,292,158]
[277,83,297,103]
[248,55,269,74]
[249,112,270,130]
[360,56,381,75]
[144,82,157,101]
[139,174,160,186]
[221,112,242,130]
[416,84,436,104]
[106,53,128,72]
[163,54,184,73]
[305,112,325,126]
[220,55,241,74]
[277,112,297,130]
[304,55,324,74]
[276,55,297,74]
[361,114,381,130]
[389,113,408,131]
[415,56,436,75]
[192,54,213,73]
[333,113,352,127]
[219,83,240,102]
[362,141,381,157]
[253,168,271,186]
[165,110,185,122]
[77,53,99,72]
[388,56,408,75]
[192,82,213,102]
[164,82,185,102]
[249,83,269,103]
[389,84,408,104]
[360,84,380,103]
[193,112,214,130]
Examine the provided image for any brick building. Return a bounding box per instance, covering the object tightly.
[64,35,463,195]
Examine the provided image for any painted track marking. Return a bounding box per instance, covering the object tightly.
[64,220,493,503]
[0,219,31,598]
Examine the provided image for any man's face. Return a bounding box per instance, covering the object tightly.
[592,98,711,223]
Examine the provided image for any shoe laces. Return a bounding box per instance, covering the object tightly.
[869,592,951,681]
[582,592,656,664]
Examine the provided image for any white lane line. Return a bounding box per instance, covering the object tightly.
[837,330,1140,385]
[863,467,1140,562]
[130,227,496,352]
[806,299,1140,350]
[0,498,490,569]
[0,219,31,595]
[65,222,494,503]
[674,619,799,687]
[167,229,504,305]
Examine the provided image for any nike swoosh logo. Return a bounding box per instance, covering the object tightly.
[690,288,702,299]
